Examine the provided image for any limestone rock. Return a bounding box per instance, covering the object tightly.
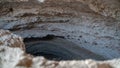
[0,0,120,68]
[0,29,25,50]
[78,0,120,20]
[0,0,120,59]
[0,29,119,68]
[0,45,113,68]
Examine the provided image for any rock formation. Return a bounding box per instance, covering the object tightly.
[0,0,120,59]
[77,0,120,20]
[0,29,25,50]
[25,36,106,60]
[0,0,120,68]
[0,29,119,68]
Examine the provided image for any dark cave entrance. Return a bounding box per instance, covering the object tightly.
[24,35,106,61]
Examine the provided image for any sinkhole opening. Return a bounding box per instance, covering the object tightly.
[24,35,106,61]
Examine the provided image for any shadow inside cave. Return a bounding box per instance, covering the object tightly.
[24,35,107,61]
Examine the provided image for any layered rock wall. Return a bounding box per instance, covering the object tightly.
[0,0,120,59]
[0,29,119,68]
[0,0,120,68]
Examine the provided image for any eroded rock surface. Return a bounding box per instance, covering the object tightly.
[0,29,119,68]
[25,36,106,60]
[0,46,113,68]
[0,0,120,68]
[0,0,120,59]
[0,29,25,50]
[77,0,120,20]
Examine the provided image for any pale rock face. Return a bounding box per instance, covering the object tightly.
[0,29,25,50]
[0,45,112,68]
[37,0,44,2]
[0,46,25,68]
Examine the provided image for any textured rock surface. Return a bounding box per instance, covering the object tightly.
[77,0,120,20]
[0,0,120,68]
[25,36,106,60]
[0,0,120,59]
[0,30,118,68]
[0,29,25,50]
[0,46,111,68]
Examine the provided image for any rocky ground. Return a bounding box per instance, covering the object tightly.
[0,0,120,68]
